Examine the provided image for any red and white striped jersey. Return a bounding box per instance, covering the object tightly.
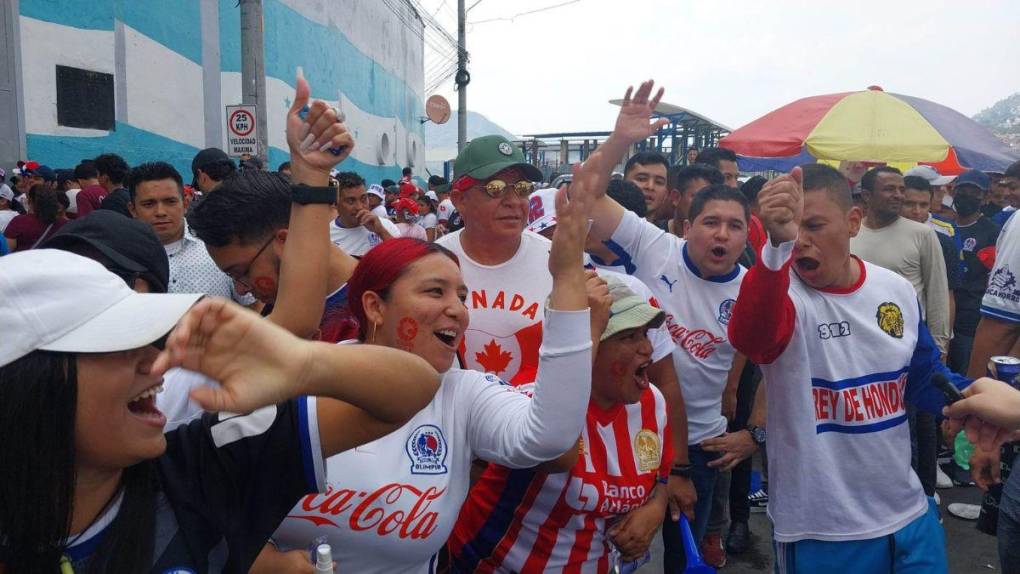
[448,385,672,573]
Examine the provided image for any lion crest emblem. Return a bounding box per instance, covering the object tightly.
[876,302,904,339]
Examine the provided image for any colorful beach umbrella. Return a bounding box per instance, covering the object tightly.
[720,87,1018,174]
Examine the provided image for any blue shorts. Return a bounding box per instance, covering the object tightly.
[773,498,946,574]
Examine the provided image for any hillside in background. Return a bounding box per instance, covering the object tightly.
[423,110,515,148]
[973,92,1020,152]
[423,110,516,175]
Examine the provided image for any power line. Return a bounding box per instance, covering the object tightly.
[466,0,485,12]
[469,0,582,24]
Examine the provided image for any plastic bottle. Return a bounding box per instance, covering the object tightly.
[314,543,333,573]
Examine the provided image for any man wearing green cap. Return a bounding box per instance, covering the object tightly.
[436,135,549,386]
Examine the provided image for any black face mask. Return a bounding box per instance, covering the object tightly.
[954,194,982,217]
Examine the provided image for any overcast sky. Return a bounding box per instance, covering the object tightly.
[419,0,1019,136]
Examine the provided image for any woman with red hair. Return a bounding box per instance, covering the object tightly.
[257,172,606,573]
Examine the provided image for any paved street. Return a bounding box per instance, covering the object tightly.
[638,470,1001,573]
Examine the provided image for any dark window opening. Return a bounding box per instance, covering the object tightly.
[56,65,115,130]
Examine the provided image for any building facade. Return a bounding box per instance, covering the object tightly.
[0,0,426,183]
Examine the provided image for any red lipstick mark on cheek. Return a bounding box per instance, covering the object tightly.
[253,277,276,293]
[397,317,418,351]
[610,360,627,377]
[398,317,419,340]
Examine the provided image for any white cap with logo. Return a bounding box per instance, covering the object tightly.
[904,165,955,186]
[0,250,202,367]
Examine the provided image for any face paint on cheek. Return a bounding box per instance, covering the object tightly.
[253,277,276,293]
[610,360,627,378]
[397,317,419,341]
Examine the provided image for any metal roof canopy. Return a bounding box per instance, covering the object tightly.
[609,99,733,132]
[609,99,732,166]
[520,131,612,139]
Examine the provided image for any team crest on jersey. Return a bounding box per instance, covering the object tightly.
[484,373,510,386]
[876,302,904,339]
[406,424,448,475]
[963,237,977,252]
[717,299,736,325]
[634,429,661,472]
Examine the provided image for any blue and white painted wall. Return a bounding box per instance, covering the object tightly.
[13,0,425,183]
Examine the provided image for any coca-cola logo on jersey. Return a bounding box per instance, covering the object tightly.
[665,314,725,359]
[289,483,446,539]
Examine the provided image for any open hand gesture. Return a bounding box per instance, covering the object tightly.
[757,167,804,244]
[287,67,355,173]
[613,80,670,145]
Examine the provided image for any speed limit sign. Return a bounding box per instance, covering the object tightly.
[225,104,258,156]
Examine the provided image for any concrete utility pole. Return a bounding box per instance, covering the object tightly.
[240,0,268,164]
[456,0,468,152]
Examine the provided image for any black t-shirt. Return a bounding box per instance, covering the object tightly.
[98,187,132,217]
[10,398,323,573]
[954,217,1001,335]
[446,209,464,233]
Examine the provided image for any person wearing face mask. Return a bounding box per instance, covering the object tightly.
[948,170,1000,374]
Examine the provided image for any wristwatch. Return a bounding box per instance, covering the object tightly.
[669,463,694,479]
[291,184,337,205]
[746,424,766,446]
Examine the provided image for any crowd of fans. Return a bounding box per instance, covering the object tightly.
[2,75,1020,574]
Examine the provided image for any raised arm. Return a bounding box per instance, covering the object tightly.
[268,69,356,338]
[728,170,803,364]
[573,81,669,244]
[153,297,440,458]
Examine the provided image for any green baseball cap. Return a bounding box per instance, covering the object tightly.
[453,135,543,182]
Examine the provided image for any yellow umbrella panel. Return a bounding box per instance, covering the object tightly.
[804,90,951,163]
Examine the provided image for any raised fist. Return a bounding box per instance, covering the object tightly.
[756,167,803,245]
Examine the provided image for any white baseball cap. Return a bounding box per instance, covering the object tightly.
[0,184,13,202]
[425,190,439,202]
[905,165,955,186]
[525,188,558,234]
[366,184,386,200]
[0,250,202,367]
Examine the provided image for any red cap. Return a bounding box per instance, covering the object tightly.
[390,197,419,215]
